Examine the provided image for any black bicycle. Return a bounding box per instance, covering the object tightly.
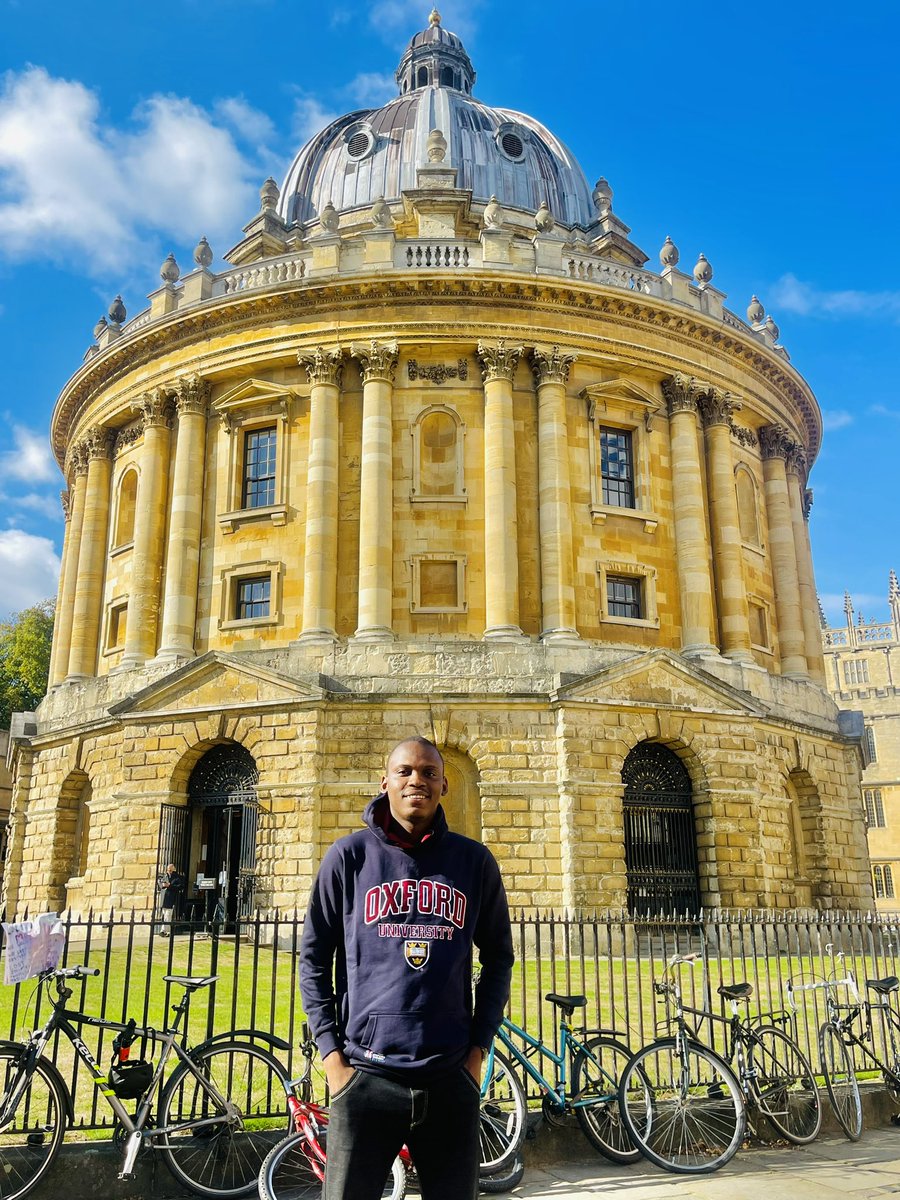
[0,965,290,1199]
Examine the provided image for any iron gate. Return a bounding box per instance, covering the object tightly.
[155,803,189,918]
[622,742,701,917]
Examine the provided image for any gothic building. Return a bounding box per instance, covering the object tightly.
[4,12,872,920]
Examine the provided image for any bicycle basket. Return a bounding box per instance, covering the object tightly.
[109,1059,154,1099]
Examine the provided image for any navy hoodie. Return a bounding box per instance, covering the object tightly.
[299,794,514,1081]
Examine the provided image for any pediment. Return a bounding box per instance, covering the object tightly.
[211,378,297,430]
[109,652,325,718]
[554,649,764,717]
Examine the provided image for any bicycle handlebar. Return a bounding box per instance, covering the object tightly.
[42,965,100,980]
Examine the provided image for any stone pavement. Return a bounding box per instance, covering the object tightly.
[506,1126,900,1199]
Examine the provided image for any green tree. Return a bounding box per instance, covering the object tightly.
[0,600,54,727]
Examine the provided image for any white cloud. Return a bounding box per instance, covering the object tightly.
[291,96,341,145]
[0,529,60,617]
[345,72,396,107]
[770,273,900,321]
[0,424,58,483]
[214,96,276,149]
[869,404,900,421]
[821,410,854,432]
[7,492,62,519]
[0,67,263,274]
[369,0,481,41]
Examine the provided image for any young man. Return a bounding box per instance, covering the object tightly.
[300,737,513,1200]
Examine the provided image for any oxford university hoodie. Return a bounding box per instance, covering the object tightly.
[299,794,514,1082]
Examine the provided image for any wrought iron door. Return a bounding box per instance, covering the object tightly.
[155,804,189,918]
[622,742,701,917]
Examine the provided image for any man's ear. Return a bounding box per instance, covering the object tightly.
[441,776,449,796]
[380,774,389,793]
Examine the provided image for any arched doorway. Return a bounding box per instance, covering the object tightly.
[177,743,261,927]
[622,742,700,917]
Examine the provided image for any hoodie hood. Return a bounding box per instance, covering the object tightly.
[363,792,449,849]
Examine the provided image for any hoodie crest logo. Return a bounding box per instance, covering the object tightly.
[404,940,430,970]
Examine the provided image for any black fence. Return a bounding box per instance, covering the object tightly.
[1,907,898,1128]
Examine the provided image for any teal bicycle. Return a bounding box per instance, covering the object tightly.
[491,992,647,1162]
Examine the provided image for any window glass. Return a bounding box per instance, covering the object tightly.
[843,658,869,685]
[607,575,642,619]
[236,576,271,620]
[864,789,886,828]
[242,427,276,509]
[600,428,634,507]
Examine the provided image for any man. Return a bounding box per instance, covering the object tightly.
[158,863,184,937]
[300,736,513,1200]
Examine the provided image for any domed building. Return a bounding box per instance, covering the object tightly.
[4,11,872,920]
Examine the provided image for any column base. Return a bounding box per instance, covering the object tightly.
[151,647,197,667]
[723,648,756,665]
[295,627,338,645]
[116,652,150,671]
[352,626,395,643]
[483,625,528,642]
[539,627,582,646]
[681,643,724,661]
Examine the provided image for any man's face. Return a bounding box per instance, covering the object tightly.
[381,741,447,836]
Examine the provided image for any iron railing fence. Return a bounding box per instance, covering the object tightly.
[0,908,898,1127]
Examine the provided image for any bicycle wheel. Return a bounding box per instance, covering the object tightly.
[618,1037,746,1174]
[479,1049,526,1175]
[819,1023,862,1141]
[748,1025,821,1144]
[572,1035,644,1164]
[258,1128,406,1200]
[0,1048,67,1200]
[478,1150,524,1193]
[159,1040,289,1197]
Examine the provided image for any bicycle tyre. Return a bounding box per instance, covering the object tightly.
[818,1023,862,1141]
[748,1024,821,1144]
[0,1047,67,1200]
[159,1039,289,1198]
[572,1035,644,1164]
[479,1049,526,1175]
[618,1037,746,1175]
[478,1150,525,1193]
[258,1128,406,1199]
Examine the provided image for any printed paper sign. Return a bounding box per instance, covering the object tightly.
[1,914,65,985]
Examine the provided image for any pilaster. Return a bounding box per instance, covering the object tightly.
[759,424,808,678]
[785,446,826,684]
[49,449,88,687]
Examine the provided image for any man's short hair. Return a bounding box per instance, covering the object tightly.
[386,736,444,769]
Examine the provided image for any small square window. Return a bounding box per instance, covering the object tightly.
[600,428,635,508]
[236,576,271,621]
[607,575,642,620]
[107,602,127,651]
[242,426,277,509]
[410,554,467,613]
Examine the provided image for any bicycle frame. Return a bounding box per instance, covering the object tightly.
[492,1015,619,1111]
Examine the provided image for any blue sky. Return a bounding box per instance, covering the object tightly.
[0,0,897,625]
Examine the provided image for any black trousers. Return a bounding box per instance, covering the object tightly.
[324,1067,480,1200]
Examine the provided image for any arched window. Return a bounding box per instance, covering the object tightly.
[622,742,700,917]
[411,406,466,502]
[114,468,138,548]
[440,66,454,87]
[417,66,428,87]
[735,464,760,546]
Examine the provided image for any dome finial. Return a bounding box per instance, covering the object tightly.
[429,8,441,25]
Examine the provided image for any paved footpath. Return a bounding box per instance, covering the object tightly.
[502,1127,900,1199]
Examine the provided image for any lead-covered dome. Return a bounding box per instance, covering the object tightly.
[278,10,597,230]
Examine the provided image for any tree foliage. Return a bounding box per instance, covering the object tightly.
[0,600,54,728]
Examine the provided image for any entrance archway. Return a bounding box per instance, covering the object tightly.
[622,742,700,917]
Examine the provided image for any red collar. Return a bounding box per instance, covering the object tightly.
[377,801,434,849]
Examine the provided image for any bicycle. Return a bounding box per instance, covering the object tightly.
[791,954,900,1142]
[0,965,291,1199]
[619,953,821,1174]
[491,991,645,1164]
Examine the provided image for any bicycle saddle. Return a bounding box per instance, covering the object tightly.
[545,993,587,1012]
[717,982,754,1001]
[865,976,900,995]
[162,975,219,990]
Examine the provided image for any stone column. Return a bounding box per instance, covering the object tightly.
[121,390,172,668]
[477,340,525,640]
[760,425,808,678]
[662,374,717,656]
[49,449,88,686]
[67,427,114,679]
[351,340,397,641]
[531,346,579,643]
[298,347,343,643]
[157,375,210,661]
[786,450,827,684]
[699,388,753,662]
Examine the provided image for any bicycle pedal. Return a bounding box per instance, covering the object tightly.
[891,1113,900,1127]
[26,1133,45,1147]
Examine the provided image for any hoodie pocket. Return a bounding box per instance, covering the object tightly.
[359,1009,468,1064]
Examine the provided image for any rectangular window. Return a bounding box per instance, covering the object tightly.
[107,602,127,651]
[843,658,870,685]
[241,426,277,509]
[749,603,768,649]
[864,726,877,764]
[236,576,271,621]
[864,788,886,828]
[874,865,895,899]
[607,575,642,619]
[600,428,635,508]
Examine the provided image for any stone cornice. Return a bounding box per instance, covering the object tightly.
[52,273,820,465]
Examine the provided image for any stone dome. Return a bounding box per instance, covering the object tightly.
[278,11,597,230]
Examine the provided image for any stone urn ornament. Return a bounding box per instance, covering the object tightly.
[427,128,447,163]
[534,200,555,233]
[319,202,340,234]
[483,195,504,230]
[660,236,679,268]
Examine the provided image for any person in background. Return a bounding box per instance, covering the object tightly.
[158,863,185,937]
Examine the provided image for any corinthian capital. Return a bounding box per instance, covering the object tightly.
[174,373,210,417]
[135,387,171,430]
[84,426,115,461]
[67,441,90,478]
[299,346,344,387]
[698,387,741,428]
[477,339,524,383]
[662,373,703,416]
[758,423,792,461]
[530,345,577,386]
[785,442,808,478]
[803,487,814,521]
[61,490,71,522]
[350,340,398,384]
